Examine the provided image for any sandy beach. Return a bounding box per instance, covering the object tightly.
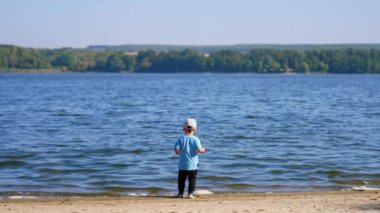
[0,191,379,213]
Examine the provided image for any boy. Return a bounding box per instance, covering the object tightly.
[174,118,206,199]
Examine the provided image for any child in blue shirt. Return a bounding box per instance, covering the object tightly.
[174,118,206,198]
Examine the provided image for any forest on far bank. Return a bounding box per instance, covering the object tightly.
[1,45,380,73]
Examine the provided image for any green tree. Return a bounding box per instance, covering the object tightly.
[7,46,18,68]
[136,50,157,71]
[296,62,310,73]
[51,52,76,69]
[105,55,125,72]
[122,55,135,71]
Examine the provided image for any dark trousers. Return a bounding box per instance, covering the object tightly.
[178,170,197,195]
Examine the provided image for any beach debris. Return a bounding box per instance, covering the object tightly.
[8,196,37,199]
[194,189,213,195]
[127,192,148,197]
[352,186,380,191]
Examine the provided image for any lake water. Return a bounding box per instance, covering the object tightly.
[0,73,379,197]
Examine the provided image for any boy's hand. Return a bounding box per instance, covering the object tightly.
[198,147,206,153]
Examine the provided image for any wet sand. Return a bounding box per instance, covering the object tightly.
[0,191,379,213]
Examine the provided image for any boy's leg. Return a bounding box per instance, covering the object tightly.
[178,170,187,195]
[188,170,197,195]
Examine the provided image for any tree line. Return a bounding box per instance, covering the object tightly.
[87,44,380,53]
[1,45,380,73]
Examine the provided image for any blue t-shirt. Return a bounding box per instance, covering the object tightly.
[174,135,202,170]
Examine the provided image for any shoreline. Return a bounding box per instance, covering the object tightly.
[1,70,379,75]
[1,190,379,213]
[1,186,379,199]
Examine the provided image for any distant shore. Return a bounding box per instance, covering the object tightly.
[1,70,379,74]
[2,45,380,74]
[1,191,379,213]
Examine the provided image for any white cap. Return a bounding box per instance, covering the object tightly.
[183,118,197,130]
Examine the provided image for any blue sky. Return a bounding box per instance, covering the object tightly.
[1,0,379,48]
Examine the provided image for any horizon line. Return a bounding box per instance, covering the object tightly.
[2,43,380,50]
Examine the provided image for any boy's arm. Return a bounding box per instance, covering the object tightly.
[174,140,180,155]
[196,139,206,153]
